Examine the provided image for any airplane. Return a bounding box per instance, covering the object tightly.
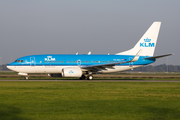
[7,22,172,80]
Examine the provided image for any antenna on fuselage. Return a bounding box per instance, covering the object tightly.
[88,51,91,55]
[76,52,78,55]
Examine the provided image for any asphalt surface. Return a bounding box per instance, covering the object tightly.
[0,80,180,82]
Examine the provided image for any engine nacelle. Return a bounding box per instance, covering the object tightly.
[62,67,82,77]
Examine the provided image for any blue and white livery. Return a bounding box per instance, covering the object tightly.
[7,22,172,80]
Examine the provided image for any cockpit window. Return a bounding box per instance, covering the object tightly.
[14,60,23,62]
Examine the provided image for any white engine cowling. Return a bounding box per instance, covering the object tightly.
[62,67,82,77]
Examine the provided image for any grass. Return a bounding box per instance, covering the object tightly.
[0,81,180,120]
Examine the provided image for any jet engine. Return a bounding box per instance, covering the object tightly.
[62,67,82,77]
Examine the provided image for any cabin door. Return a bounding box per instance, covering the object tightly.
[30,57,36,66]
[77,59,81,66]
[129,57,133,67]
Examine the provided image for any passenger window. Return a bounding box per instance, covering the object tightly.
[62,61,64,63]
[67,61,68,63]
[40,61,42,63]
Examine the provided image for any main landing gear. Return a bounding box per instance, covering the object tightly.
[79,74,93,80]
[25,76,29,80]
[87,75,93,80]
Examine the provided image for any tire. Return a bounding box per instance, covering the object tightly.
[88,75,93,80]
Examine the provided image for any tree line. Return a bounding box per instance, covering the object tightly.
[130,64,180,72]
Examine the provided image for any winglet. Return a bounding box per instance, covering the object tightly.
[131,49,143,62]
[88,51,91,55]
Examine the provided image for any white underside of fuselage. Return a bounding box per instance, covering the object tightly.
[7,65,143,74]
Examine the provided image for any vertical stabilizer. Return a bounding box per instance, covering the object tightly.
[116,22,161,56]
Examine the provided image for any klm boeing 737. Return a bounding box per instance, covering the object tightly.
[7,22,172,80]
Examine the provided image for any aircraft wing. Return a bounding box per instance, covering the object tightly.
[81,60,130,72]
[81,49,142,72]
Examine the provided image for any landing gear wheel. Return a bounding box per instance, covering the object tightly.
[79,75,86,80]
[25,76,29,80]
[87,75,93,80]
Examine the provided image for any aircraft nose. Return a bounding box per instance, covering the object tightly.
[7,65,14,71]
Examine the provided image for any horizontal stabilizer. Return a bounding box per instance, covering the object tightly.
[144,54,173,59]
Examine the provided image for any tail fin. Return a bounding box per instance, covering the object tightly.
[116,22,161,56]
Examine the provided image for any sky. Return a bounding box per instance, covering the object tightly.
[0,0,179,65]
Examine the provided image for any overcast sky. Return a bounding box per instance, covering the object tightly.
[0,0,179,65]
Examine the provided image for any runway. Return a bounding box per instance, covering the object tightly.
[0,80,180,82]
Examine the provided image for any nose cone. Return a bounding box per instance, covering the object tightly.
[7,62,16,71]
[7,65,13,71]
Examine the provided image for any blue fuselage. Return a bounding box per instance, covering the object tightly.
[8,54,155,67]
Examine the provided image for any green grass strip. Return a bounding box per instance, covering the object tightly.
[0,81,180,120]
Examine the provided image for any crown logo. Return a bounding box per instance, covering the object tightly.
[45,56,55,61]
[144,38,151,42]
